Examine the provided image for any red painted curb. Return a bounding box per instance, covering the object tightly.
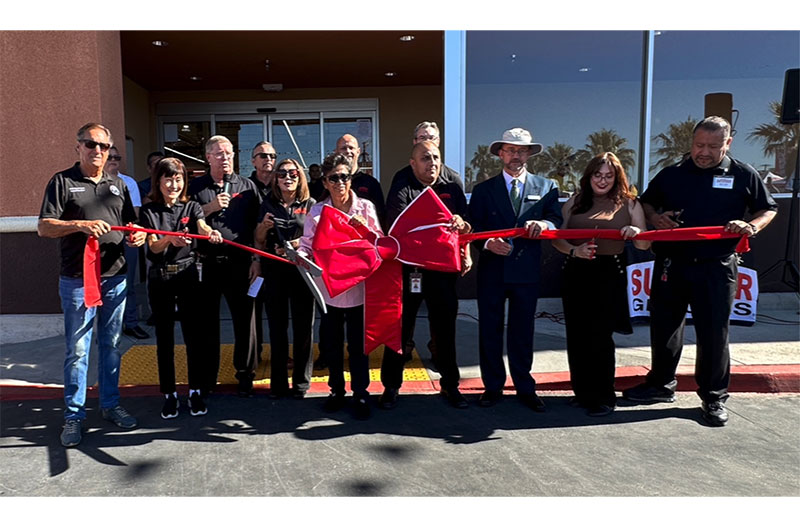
[2,365,798,401]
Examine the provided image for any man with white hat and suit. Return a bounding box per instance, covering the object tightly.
[468,127,562,411]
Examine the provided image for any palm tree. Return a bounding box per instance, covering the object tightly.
[528,142,579,190]
[651,116,697,172]
[577,128,636,175]
[747,101,799,179]
[469,144,503,182]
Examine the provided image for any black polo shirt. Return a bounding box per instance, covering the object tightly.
[140,200,204,266]
[385,171,468,227]
[258,194,315,270]
[250,170,272,201]
[389,164,464,194]
[641,156,778,259]
[351,171,387,227]
[39,163,136,278]
[188,172,261,258]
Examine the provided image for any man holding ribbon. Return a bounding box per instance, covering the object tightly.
[468,127,562,411]
[188,135,262,397]
[378,141,473,410]
[623,116,777,426]
[38,122,147,447]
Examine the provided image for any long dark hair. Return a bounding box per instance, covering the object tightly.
[270,158,310,203]
[148,157,189,205]
[572,152,632,214]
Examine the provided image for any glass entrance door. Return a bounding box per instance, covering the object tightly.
[269,114,321,170]
[216,117,266,177]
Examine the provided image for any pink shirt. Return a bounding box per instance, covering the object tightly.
[299,191,383,308]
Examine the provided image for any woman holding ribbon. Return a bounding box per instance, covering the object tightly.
[299,153,383,420]
[553,152,650,417]
[140,158,223,419]
[254,159,316,400]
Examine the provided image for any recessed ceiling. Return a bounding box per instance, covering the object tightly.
[120,31,444,91]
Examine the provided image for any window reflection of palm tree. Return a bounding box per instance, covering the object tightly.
[651,116,697,173]
[747,101,799,180]
[527,142,580,191]
[577,129,636,175]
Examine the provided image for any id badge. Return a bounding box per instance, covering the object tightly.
[712,176,734,189]
[409,272,422,293]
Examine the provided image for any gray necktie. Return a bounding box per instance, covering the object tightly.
[510,179,521,215]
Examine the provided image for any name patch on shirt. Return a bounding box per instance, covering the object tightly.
[712,176,734,190]
[525,195,541,201]
[109,185,121,196]
[69,187,86,193]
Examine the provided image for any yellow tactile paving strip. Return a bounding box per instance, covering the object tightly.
[120,344,430,386]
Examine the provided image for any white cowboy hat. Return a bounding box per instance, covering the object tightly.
[489,127,543,156]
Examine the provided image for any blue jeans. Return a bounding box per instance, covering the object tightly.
[59,275,126,421]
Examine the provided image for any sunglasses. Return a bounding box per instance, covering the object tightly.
[276,169,299,179]
[254,152,277,160]
[326,173,351,184]
[107,155,122,161]
[79,139,112,152]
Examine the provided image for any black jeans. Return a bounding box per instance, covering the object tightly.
[148,266,205,393]
[562,254,630,408]
[647,254,738,403]
[199,256,258,391]
[264,266,315,393]
[322,304,369,398]
[381,267,461,391]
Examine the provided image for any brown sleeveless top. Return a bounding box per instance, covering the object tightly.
[565,195,632,255]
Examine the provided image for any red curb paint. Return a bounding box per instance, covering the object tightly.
[2,365,798,401]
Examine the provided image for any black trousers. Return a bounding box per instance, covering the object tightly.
[199,256,258,391]
[322,304,369,398]
[148,266,205,394]
[562,254,630,408]
[264,266,315,393]
[381,268,461,391]
[477,279,539,395]
[646,254,737,403]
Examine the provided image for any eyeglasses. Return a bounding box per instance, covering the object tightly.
[211,152,234,160]
[79,139,111,152]
[591,172,615,181]
[107,155,122,161]
[276,169,299,179]
[501,147,530,156]
[254,152,277,160]
[415,134,439,142]
[326,173,351,184]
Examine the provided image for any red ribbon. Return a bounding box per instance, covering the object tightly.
[82,225,292,308]
[461,226,751,253]
[312,189,461,354]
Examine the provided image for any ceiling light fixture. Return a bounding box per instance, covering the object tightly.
[151,40,168,47]
[385,72,397,77]
[189,76,202,81]
[399,35,414,42]
[264,59,270,72]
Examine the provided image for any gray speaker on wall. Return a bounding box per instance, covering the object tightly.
[780,68,799,124]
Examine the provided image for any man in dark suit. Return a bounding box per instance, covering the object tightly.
[468,127,562,411]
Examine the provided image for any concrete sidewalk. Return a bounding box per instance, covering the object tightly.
[1,292,798,395]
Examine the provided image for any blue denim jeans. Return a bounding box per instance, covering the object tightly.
[59,275,126,421]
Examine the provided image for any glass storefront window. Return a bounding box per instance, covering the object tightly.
[161,121,210,177]
[464,31,644,195]
[651,31,800,191]
[323,117,375,176]
[270,116,321,169]
[216,120,264,177]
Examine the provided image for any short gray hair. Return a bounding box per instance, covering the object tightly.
[205,135,233,155]
[694,116,731,138]
[251,141,274,157]
[413,121,439,138]
[77,123,113,145]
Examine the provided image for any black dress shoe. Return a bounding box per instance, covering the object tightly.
[518,393,546,412]
[701,401,729,427]
[323,393,346,412]
[478,390,502,407]
[353,396,371,420]
[291,388,306,400]
[622,382,676,403]
[441,387,468,409]
[268,387,289,399]
[123,325,150,339]
[586,404,615,417]
[378,388,398,409]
